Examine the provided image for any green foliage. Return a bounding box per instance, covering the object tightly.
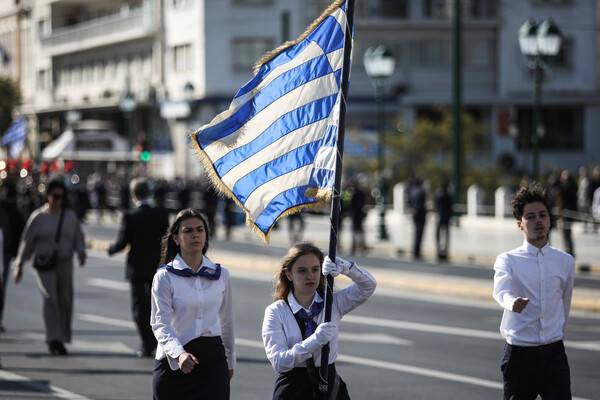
[347,105,501,200]
[0,77,22,135]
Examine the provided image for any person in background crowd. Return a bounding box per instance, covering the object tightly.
[559,170,578,257]
[13,177,87,356]
[493,183,574,399]
[350,180,367,255]
[262,243,376,399]
[107,178,170,358]
[408,177,427,260]
[0,181,25,332]
[434,180,452,262]
[151,208,235,400]
[587,165,600,233]
[577,166,591,232]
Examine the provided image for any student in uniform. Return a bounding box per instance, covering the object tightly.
[151,208,235,400]
[493,183,575,399]
[262,242,376,399]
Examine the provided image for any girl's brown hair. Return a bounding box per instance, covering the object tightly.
[158,208,210,268]
[272,242,326,302]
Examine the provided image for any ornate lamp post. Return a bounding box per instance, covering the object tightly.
[518,18,562,180]
[364,45,395,240]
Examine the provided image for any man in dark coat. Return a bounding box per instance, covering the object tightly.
[107,178,170,357]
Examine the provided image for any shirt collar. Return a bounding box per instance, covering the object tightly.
[135,199,151,207]
[522,240,549,256]
[171,253,216,272]
[287,290,324,314]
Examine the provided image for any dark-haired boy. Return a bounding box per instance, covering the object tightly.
[493,184,574,399]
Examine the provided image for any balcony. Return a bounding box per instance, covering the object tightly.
[40,6,155,55]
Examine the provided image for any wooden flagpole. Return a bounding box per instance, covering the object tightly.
[318,0,355,397]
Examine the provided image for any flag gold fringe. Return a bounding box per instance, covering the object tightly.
[253,0,346,75]
[189,130,332,243]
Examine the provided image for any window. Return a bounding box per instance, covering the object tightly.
[545,38,571,68]
[469,0,497,19]
[516,107,583,150]
[408,40,449,67]
[38,69,48,90]
[174,44,192,72]
[232,38,273,71]
[423,0,446,19]
[173,0,193,8]
[232,0,273,5]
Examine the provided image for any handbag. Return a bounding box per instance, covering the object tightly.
[33,209,65,271]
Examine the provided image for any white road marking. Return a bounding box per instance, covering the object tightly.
[0,369,95,400]
[85,278,129,291]
[344,314,503,340]
[338,332,412,346]
[78,313,136,329]
[22,332,135,354]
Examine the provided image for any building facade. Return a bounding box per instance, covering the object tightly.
[0,0,598,181]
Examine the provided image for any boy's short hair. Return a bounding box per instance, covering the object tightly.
[511,182,551,220]
[130,178,151,201]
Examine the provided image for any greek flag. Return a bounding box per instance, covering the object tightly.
[2,117,27,159]
[192,0,350,242]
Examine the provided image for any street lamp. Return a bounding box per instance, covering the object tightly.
[119,87,137,154]
[518,18,562,180]
[364,45,395,240]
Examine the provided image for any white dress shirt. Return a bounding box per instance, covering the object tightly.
[151,254,236,371]
[493,240,575,346]
[262,264,376,373]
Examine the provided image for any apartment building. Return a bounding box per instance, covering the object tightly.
[1,0,598,181]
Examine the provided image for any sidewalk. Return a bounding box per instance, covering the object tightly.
[84,209,600,313]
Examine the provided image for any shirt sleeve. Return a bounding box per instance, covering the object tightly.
[261,303,326,374]
[562,257,575,335]
[335,263,377,316]
[150,271,186,369]
[493,253,516,311]
[15,213,38,266]
[218,268,236,370]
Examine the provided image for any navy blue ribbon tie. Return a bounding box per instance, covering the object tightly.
[161,263,222,280]
[295,300,324,337]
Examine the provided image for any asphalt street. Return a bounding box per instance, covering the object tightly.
[0,212,598,399]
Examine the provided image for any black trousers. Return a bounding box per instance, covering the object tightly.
[153,336,229,400]
[130,277,156,353]
[273,363,349,400]
[501,340,571,400]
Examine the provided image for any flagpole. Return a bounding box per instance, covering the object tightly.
[319,0,354,397]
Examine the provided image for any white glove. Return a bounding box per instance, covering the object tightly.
[313,322,337,345]
[322,256,353,277]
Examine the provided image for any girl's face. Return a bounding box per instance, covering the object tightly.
[172,217,207,257]
[285,253,321,298]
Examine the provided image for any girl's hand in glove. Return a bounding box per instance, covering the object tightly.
[313,322,337,345]
[322,256,353,277]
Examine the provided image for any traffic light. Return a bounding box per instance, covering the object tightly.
[140,150,151,162]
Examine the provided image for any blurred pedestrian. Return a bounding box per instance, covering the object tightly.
[350,180,367,255]
[203,184,218,237]
[577,166,591,232]
[559,170,577,257]
[593,186,600,225]
[587,165,600,233]
[493,183,574,399]
[151,209,235,400]
[107,178,170,358]
[434,180,452,261]
[13,178,87,356]
[0,181,25,332]
[262,243,376,399]
[288,210,305,244]
[408,177,427,260]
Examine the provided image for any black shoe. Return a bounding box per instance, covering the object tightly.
[136,347,154,358]
[49,341,68,356]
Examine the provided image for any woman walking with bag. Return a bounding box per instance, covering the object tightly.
[13,178,87,355]
[262,243,376,399]
[151,208,235,400]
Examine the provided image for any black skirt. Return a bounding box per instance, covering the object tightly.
[153,336,229,400]
[273,363,349,400]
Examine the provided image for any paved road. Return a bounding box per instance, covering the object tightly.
[0,211,598,399]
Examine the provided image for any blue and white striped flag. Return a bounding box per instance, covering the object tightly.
[2,116,27,159]
[192,0,350,242]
